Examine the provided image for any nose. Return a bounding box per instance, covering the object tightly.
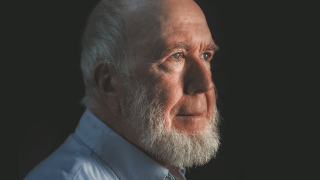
[185,58,214,95]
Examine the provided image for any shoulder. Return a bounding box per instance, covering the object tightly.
[24,134,119,180]
[73,153,119,180]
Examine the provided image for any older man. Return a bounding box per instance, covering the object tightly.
[24,0,221,179]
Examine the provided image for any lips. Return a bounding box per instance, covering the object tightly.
[171,94,207,117]
[176,113,203,116]
[176,108,206,117]
[174,112,206,123]
[175,104,206,117]
[176,106,206,116]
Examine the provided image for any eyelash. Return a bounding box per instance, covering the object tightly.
[201,53,213,61]
[168,52,213,62]
[169,52,185,63]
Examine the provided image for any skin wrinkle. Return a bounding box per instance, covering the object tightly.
[153,37,218,63]
[128,17,218,66]
[146,43,218,73]
[159,41,219,60]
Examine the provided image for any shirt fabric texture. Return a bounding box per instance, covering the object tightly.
[24,108,186,180]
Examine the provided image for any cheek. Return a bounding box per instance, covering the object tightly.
[155,76,183,128]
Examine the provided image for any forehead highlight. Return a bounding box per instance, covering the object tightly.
[123,0,215,60]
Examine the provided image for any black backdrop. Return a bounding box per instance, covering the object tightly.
[18,0,301,180]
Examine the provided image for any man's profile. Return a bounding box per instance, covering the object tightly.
[24,0,222,179]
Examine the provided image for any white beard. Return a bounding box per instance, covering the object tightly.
[120,78,220,168]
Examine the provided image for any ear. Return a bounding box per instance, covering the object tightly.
[92,61,121,116]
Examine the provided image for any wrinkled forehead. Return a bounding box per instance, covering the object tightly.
[123,0,211,57]
[124,0,208,34]
[157,0,207,23]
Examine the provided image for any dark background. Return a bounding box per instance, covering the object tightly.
[18,0,307,180]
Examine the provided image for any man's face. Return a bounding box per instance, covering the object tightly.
[124,0,218,135]
[118,0,220,168]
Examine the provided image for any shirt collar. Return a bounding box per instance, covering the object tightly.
[75,108,170,180]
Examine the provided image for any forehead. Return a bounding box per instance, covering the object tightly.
[157,0,207,24]
[125,0,213,59]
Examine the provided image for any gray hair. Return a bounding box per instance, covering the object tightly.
[80,0,129,109]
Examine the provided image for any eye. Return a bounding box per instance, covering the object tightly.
[169,52,183,60]
[200,53,212,60]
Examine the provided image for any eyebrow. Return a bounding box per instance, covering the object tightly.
[207,42,220,51]
[159,41,219,58]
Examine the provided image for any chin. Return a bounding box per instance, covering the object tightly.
[171,115,210,135]
[142,114,220,168]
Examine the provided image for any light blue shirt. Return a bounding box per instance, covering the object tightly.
[24,108,186,180]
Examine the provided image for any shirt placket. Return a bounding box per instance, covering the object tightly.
[164,172,175,180]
